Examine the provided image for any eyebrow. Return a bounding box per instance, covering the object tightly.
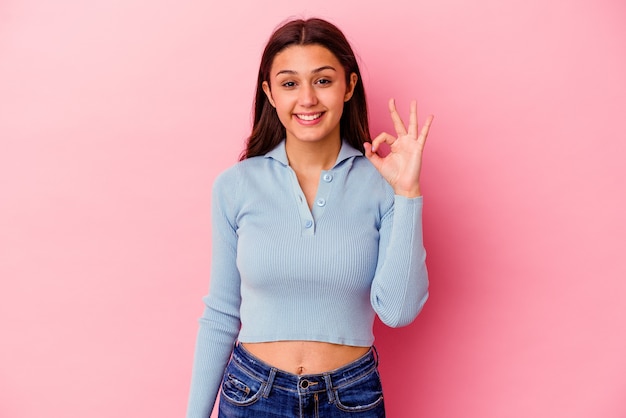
[274,65,337,77]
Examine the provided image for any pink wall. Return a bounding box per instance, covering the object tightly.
[1,1,625,417]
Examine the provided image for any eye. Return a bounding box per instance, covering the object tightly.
[316,78,331,86]
[281,81,296,88]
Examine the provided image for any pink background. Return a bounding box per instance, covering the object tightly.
[1,0,625,417]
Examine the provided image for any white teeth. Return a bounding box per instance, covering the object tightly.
[296,113,322,121]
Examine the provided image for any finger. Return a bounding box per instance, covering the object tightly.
[370,131,394,153]
[417,114,434,148]
[363,142,383,169]
[407,100,418,138]
[388,98,408,137]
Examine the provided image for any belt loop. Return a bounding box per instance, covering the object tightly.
[262,368,277,398]
[323,374,335,404]
[372,345,379,367]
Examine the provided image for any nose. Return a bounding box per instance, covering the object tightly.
[298,84,318,107]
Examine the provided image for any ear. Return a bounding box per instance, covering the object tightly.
[344,73,358,102]
[262,81,276,108]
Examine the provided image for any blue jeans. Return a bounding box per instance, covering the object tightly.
[218,343,386,417]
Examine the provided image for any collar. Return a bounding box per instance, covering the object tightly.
[264,139,363,168]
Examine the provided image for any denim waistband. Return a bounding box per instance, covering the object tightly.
[231,342,378,399]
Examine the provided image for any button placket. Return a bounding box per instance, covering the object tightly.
[287,167,315,236]
[312,169,333,221]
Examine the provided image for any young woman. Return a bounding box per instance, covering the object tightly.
[187,17,433,418]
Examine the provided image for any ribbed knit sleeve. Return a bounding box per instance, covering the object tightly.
[370,195,429,327]
[186,170,242,418]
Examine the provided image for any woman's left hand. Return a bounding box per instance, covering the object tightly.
[364,99,434,197]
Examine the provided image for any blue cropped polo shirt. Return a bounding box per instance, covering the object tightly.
[186,140,429,417]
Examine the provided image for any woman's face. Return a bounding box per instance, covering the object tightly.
[262,44,357,146]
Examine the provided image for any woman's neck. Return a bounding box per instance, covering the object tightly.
[285,137,341,172]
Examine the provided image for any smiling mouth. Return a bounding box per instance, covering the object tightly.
[295,113,323,121]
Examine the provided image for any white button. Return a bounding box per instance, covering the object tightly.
[305,220,313,228]
[316,198,326,207]
[322,173,333,182]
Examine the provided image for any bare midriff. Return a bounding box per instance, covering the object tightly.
[241,341,371,375]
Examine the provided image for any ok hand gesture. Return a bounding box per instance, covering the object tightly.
[364,99,434,198]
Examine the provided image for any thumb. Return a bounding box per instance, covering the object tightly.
[364,142,383,171]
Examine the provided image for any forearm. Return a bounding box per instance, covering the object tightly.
[370,195,429,327]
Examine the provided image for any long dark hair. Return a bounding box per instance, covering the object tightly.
[241,18,370,160]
